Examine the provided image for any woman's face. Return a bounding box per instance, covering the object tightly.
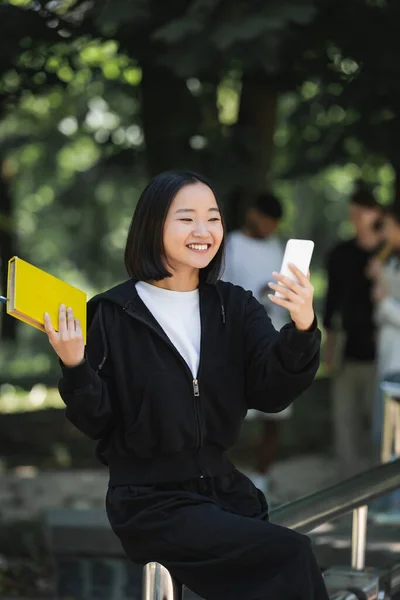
[384,214,400,249]
[163,182,224,274]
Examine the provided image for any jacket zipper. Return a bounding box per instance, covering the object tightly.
[123,307,204,477]
[192,378,202,447]
[192,377,203,478]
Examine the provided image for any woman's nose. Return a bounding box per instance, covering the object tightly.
[193,222,209,237]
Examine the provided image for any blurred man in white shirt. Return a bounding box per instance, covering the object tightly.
[223,192,289,498]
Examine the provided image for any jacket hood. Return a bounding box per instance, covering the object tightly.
[87,278,226,330]
[87,279,136,327]
[86,279,226,372]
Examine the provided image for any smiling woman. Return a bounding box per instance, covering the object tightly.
[159,182,224,290]
[123,171,226,289]
[44,170,327,600]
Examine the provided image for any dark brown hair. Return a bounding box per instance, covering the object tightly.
[124,170,226,284]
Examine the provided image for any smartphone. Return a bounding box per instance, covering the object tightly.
[275,239,314,298]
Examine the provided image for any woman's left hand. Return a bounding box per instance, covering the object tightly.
[267,264,315,331]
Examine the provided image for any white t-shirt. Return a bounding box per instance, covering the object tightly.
[136,281,200,378]
[222,230,287,330]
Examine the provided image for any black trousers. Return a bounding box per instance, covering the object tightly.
[106,469,329,600]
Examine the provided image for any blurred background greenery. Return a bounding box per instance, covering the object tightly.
[2,2,400,596]
[0,0,399,408]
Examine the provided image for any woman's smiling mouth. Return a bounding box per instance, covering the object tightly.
[186,243,212,252]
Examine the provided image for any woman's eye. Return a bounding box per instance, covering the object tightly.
[179,217,220,223]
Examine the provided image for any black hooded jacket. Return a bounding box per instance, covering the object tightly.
[58,279,321,485]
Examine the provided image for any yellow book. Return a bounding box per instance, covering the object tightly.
[6,256,87,343]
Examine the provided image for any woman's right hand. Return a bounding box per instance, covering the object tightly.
[44,304,85,367]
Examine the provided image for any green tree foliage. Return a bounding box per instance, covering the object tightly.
[278,0,400,202]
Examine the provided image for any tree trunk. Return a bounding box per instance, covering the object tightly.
[140,63,201,176]
[227,70,278,230]
[0,156,17,341]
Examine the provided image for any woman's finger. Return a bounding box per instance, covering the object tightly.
[272,272,297,291]
[44,312,58,344]
[58,304,68,340]
[74,318,82,338]
[67,307,75,335]
[268,293,298,312]
[287,264,311,286]
[272,272,309,296]
[273,267,309,290]
[268,282,305,304]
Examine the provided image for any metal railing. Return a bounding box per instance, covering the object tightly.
[270,457,400,532]
[143,562,182,600]
[142,458,400,599]
[329,594,358,600]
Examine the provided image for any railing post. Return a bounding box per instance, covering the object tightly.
[351,505,368,570]
[142,562,183,600]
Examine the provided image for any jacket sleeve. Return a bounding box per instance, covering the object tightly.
[244,292,321,413]
[58,302,115,440]
[375,297,400,328]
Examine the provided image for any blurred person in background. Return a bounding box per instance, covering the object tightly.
[323,183,384,475]
[368,202,400,512]
[223,191,290,498]
[369,204,400,383]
